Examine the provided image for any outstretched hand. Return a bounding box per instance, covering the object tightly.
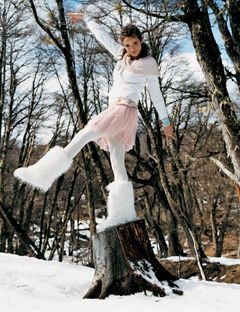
[163,124,176,141]
[67,12,85,24]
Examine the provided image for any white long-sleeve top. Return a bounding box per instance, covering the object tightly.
[85,17,169,122]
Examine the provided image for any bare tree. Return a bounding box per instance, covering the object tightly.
[122,0,240,189]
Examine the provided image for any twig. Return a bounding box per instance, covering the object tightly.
[210,157,240,186]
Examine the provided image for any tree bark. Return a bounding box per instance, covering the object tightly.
[143,190,168,257]
[84,219,183,299]
[0,201,45,259]
[206,0,240,88]
[166,209,186,257]
[181,1,240,181]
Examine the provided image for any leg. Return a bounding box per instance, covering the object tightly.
[64,126,101,159]
[14,125,101,192]
[98,138,137,232]
[108,138,128,181]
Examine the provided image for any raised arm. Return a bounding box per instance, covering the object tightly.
[68,12,123,59]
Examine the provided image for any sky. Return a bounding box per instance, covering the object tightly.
[63,0,229,62]
[64,0,88,10]
[28,0,237,145]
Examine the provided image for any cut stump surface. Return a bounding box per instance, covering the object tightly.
[84,219,183,299]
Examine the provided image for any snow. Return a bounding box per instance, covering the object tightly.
[1,252,240,312]
[166,256,240,266]
[166,256,196,262]
[208,257,240,266]
[129,260,173,295]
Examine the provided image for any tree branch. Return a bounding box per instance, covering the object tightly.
[210,157,240,186]
[28,0,65,53]
[28,0,86,124]
[121,0,186,23]
[205,0,240,72]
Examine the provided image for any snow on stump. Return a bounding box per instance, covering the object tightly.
[83,219,183,299]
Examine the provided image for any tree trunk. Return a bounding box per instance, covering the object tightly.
[181,1,240,181]
[84,219,183,299]
[0,201,45,259]
[143,190,168,257]
[166,209,186,257]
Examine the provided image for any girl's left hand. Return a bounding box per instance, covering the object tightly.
[163,124,176,141]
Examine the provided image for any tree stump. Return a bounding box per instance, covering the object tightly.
[84,219,183,299]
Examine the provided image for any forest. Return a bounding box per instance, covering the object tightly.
[0,0,239,271]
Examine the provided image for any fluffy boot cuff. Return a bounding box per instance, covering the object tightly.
[98,180,137,232]
[14,146,72,192]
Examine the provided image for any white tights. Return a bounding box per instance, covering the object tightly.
[63,126,128,181]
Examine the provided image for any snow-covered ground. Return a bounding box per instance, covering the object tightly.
[166,256,240,266]
[0,253,240,312]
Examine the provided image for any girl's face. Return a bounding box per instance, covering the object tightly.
[122,36,142,59]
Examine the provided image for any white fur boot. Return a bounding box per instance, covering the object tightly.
[97,180,137,232]
[14,146,72,192]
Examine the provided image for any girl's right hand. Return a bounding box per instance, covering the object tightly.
[67,12,85,24]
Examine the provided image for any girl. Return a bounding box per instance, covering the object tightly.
[14,11,174,230]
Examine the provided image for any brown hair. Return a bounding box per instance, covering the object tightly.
[119,24,149,59]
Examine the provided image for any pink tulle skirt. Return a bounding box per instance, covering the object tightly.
[88,98,138,151]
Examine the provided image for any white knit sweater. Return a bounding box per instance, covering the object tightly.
[85,16,169,122]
